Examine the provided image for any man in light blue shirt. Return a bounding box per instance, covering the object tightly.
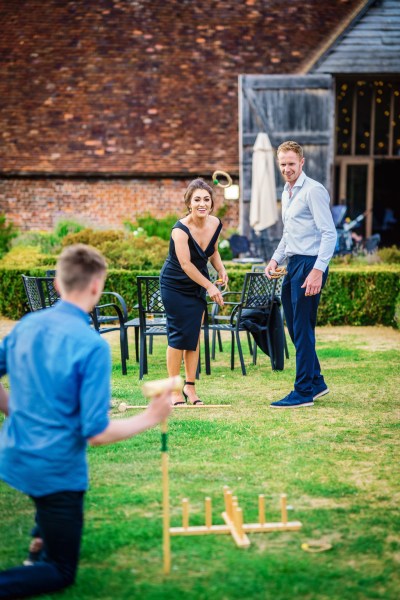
[266,141,337,408]
[0,244,172,599]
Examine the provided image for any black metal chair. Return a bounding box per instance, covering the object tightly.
[135,275,210,380]
[22,275,60,311]
[207,263,253,360]
[251,264,289,360]
[203,272,285,375]
[206,263,225,356]
[135,276,168,379]
[21,274,130,375]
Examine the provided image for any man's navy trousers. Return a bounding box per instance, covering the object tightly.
[281,254,328,400]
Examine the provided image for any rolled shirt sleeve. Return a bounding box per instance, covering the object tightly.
[307,185,337,272]
[272,238,287,266]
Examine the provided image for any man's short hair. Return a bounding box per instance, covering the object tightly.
[56,244,107,292]
[277,141,304,159]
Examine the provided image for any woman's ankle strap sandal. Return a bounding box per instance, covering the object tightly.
[183,381,204,405]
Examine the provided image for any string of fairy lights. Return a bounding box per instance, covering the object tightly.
[336,79,400,156]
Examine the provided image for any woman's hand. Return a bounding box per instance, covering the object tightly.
[207,283,224,306]
[218,268,229,287]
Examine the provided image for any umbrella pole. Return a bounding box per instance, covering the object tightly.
[161,419,171,574]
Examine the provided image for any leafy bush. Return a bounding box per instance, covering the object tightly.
[54,219,85,239]
[62,228,168,270]
[62,228,125,247]
[12,231,60,254]
[0,246,55,269]
[124,213,180,241]
[218,239,233,260]
[11,220,85,255]
[0,214,17,258]
[331,245,400,266]
[377,245,400,264]
[2,265,399,324]
[318,265,400,326]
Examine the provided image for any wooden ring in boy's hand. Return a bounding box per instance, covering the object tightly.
[142,375,183,399]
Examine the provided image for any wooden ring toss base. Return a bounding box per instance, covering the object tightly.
[157,385,303,574]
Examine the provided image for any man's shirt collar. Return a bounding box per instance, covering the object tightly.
[284,170,306,193]
[54,300,91,324]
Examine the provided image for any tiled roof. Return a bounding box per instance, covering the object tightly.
[0,0,362,175]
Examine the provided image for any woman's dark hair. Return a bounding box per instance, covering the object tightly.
[184,178,214,214]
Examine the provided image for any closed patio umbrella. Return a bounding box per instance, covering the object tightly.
[249,132,278,232]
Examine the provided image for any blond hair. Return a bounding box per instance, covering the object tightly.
[277,141,304,159]
[56,244,107,292]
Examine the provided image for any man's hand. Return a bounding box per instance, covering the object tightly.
[301,268,323,296]
[265,259,278,280]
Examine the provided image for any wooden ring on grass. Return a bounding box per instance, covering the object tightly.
[301,542,332,553]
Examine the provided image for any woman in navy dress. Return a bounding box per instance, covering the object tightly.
[160,178,228,405]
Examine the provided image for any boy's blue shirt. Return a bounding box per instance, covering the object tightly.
[0,300,111,497]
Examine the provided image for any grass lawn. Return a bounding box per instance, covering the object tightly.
[0,325,399,600]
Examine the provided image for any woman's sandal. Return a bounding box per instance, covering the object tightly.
[182,381,204,405]
[172,391,186,406]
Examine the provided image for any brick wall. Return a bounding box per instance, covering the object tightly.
[0,177,239,233]
[0,0,360,175]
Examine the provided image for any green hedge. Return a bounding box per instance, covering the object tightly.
[1,265,399,327]
[0,268,159,319]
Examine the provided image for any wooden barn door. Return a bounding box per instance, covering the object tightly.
[239,74,334,235]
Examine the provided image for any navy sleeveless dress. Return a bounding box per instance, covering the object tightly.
[160,219,222,351]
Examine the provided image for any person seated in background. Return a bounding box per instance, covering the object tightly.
[0,244,173,599]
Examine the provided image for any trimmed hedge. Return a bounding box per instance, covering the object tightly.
[0,265,399,327]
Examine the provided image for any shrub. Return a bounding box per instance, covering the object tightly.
[0,214,18,258]
[2,265,398,324]
[218,239,233,260]
[11,220,85,255]
[124,213,180,241]
[12,231,60,254]
[54,219,85,239]
[62,229,125,247]
[377,245,400,264]
[61,228,168,270]
[0,246,55,269]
